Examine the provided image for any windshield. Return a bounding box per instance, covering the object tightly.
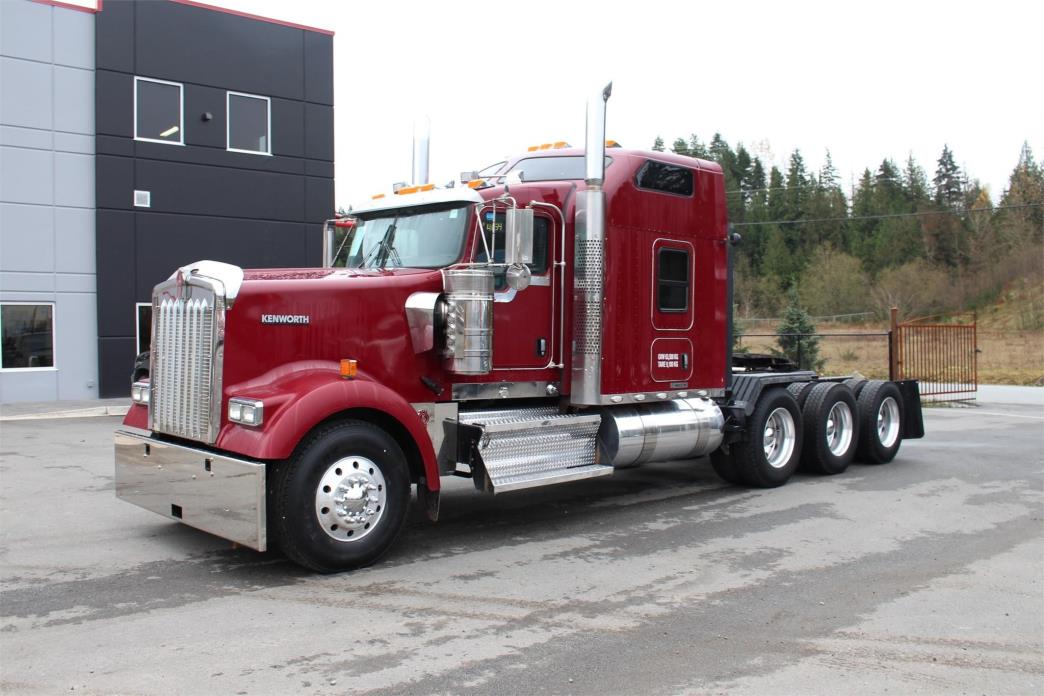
[340,203,470,269]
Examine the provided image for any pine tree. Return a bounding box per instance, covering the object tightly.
[776,289,822,370]
[998,141,1044,249]
[903,154,930,205]
[671,137,689,156]
[783,150,808,221]
[933,145,964,211]
[652,136,664,152]
[688,134,710,159]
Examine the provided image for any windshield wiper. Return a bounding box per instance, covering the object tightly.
[364,221,400,269]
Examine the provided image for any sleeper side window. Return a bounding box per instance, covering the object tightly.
[657,247,690,312]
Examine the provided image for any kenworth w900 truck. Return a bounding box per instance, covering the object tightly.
[116,85,924,572]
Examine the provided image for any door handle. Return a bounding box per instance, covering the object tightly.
[537,338,547,357]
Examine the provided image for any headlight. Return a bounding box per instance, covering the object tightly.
[131,381,150,405]
[228,398,264,426]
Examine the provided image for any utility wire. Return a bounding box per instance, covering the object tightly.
[731,203,1042,228]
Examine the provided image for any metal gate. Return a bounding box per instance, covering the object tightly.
[892,312,977,400]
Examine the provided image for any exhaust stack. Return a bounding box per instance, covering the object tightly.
[570,82,612,406]
[412,116,430,185]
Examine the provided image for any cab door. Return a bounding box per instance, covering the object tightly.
[477,210,557,370]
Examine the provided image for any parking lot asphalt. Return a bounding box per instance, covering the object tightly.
[1,403,1041,695]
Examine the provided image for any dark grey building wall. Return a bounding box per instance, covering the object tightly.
[94,0,334,397]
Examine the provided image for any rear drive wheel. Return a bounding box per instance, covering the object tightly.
[787,381,816,409]
[801,382,859,475]
[272,420,411,573]
[856,380,904,464]
[730,388,803,488]
[843,377,868,398]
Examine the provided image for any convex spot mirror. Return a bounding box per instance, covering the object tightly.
[505,263,531,291]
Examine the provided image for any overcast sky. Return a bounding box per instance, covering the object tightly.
[211,0,1040,209]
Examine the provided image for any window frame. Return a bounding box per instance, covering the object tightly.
[133,76,185,146]
[657,247,691,313]
[0,302,57,372]
[226,90,273,156]
[635,159,695,198]
[135,302,152,356]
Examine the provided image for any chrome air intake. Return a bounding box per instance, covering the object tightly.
[442,267,494,375]
[598,398,725,468]
[571,82,612,406]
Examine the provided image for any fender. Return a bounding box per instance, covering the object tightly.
[216,363,440,491]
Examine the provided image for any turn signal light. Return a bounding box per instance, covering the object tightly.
[340,359,357,379]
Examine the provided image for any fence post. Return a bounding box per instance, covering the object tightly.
[889,307,899,381]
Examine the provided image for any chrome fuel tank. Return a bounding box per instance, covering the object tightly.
[598,398,724,467]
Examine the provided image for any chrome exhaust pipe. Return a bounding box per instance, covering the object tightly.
[571,82,612,406]
[412,116,430,185]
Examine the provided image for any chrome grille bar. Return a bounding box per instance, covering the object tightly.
[152,295,217,442]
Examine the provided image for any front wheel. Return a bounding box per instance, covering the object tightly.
[729,388,803,488]
[271,420,411,573]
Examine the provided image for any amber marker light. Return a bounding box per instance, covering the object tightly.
[340,359,358,379]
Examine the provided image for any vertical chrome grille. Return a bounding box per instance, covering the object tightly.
[152,294,218,442]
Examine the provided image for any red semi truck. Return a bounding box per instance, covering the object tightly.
[116,86,924,572]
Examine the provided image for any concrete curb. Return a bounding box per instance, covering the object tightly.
[0,405,131,422]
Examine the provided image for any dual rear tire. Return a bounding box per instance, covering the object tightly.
[712,380,906,488]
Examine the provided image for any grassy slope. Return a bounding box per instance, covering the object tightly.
[735,276,1044,386]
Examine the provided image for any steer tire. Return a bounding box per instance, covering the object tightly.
[800,382,859,475]
[855,380,904,464]
[730,388,803,488]
[271,420,411,573]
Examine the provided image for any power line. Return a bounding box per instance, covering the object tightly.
[731,203,1041,228]
[725,179,897,196]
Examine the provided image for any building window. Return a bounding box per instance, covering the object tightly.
[657,248,690,312]
[636,160,694,197]
[227,91,271,155]
[136,303,152,356]
[134,77,184,145]
[1,303,55,370]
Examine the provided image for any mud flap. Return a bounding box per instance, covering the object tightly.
[896,380,925,439]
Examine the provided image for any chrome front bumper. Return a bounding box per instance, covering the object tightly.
[114,430,266,551]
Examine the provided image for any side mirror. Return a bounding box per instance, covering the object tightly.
[460,170,479,183]
[504,208,534,267]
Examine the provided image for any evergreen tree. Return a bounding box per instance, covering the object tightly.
[903,154,930,205]
[688,134,710,159]
[933,145,964,211]
[652,136,664,152]
[767,166,787,221]
[998,141,1044,248]
[671,137,689,156]
[783,150,808,221]
[776,289,822,370]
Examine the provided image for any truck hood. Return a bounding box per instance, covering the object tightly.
[221,266,446,404]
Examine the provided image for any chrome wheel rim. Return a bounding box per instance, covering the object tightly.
[826,401,854,457]
[315,456,387,542]
[763,407,796,469]
[877,397,901,448]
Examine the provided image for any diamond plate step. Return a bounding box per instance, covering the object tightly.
[460,409,611,493]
